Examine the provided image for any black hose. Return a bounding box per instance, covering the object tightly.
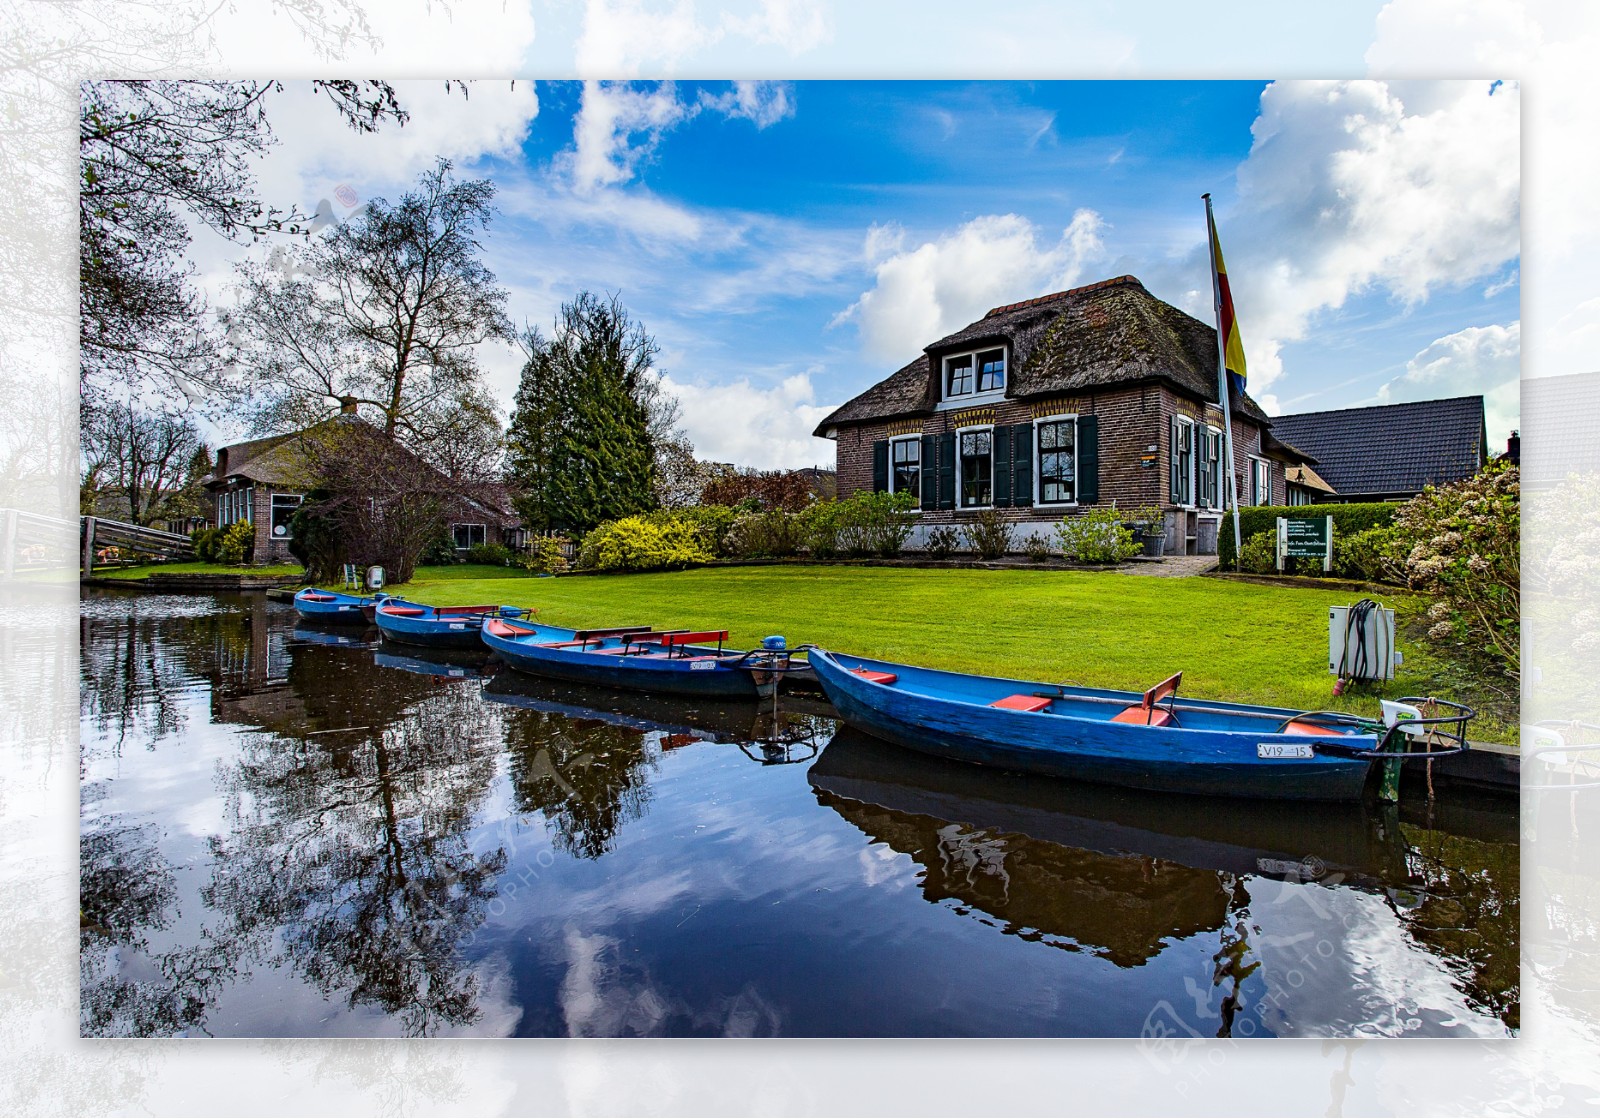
[1337,598,1387,683]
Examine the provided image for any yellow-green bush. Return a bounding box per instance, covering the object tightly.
[577,516,715,572]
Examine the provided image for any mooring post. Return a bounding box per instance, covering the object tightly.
[81,516,96,579]
[1377,730,1404,803]
[1,508,16,580]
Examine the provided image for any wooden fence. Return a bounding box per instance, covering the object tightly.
[0,508,76,579]
[80,515,196,575]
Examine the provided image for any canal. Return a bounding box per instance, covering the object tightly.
[79,590,1518,1038]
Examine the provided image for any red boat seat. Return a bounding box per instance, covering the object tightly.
[485,619,535,638]
[301,593,335,602]
[990,694,1052,713]
[851,668,898,685]
[381,606,425,616]
[1111,705,1176,726]
[1282,719,1337,736]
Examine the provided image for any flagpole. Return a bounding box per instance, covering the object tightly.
[1203,193,1244,569]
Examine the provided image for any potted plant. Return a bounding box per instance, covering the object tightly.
[1127,504,1167,558]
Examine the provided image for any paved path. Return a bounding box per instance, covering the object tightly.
[1119,554,1219,577]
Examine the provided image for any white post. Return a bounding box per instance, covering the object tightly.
[1203,194,1244,568]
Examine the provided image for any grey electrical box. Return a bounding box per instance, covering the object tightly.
[1329,604,1397,681]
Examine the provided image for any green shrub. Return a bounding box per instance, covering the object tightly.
[520,535,571,574]
[799,500,842,558]
[924,524,963,559]
[1237,530,1278,574]
[465,542,513,567]
[191,526,223,563]
[1021,532,1053,563]
[214,521,255,565]
[1332,526,1401,582]
[1219,501,1399,566]
[841,490,918,558]
[966,508,1015,560]
[726,509,804,558]
[642,505,738,556]
[1056,506,1140,564]
[418,533,459,566]
[577,516,716,572]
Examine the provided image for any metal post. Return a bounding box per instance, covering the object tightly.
[1203,194,1245,568]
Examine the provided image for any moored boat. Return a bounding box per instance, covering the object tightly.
[293,587,385,625]
[373,599,529,650]
[481,617,791,699]
[807,648,1471,802]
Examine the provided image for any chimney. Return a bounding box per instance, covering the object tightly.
[338,396,358,415]
[1505,430,1520,465]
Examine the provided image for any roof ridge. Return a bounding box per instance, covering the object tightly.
[1275,395,1484,422]
[982,274,1144,319]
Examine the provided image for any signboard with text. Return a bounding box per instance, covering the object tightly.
[1276,515,1333,572]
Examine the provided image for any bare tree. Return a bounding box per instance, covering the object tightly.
[79,402,201,525]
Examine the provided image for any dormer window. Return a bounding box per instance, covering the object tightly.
[943,346,1006,400]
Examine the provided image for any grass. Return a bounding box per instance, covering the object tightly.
[94,561,306,579]
[390,564,1516,745]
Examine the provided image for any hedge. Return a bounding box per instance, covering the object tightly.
[1219,502,1399,566]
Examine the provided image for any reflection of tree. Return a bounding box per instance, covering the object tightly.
[78,610,193,755]
[204,684,507,1036]
[503,710,657,860]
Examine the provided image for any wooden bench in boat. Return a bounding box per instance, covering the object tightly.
[379,606,426,616]
[850,668,898,685]
[1109,672,1183,727]
[621,630,728,655]
[990,694,1053,712]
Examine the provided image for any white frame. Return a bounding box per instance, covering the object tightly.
[1032,413,1080,508]
[938,345,1008,407]
[1201,424,1223,510]
[452,522,487,551]
[1172,415,1196,508]
[269,492,303,539]
[1249,457,1272,506]
[955,423,996,510]
[887,434,922,497]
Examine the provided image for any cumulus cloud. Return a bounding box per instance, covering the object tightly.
[835,210,1107,364]
[1379,321,1521,446]
[576,0,830,75]
[656,371,836,469]
[1220,79,1519,397]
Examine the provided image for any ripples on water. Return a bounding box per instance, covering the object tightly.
[78,590,1519,1038]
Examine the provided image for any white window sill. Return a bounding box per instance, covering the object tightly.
[936,392,1006,411]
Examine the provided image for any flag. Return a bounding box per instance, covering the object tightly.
[1206,206,1248,390]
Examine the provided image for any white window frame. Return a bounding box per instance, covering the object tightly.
[887,434,922,497]
[955,424,996,510]
[1173,415,1196,508]
[1201,425,1223,510]
[1249,457,1272,506]
[269,493,303,540]
[1032,413,1080,508]
[452,522,487,551]
[938,345,1009,407]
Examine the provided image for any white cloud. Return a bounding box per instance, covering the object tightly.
[575,0,830,75]
[1379,321,1520,445]
[723,0,832,54]
[697,80,794,128]
[1222,78,1519,396]
[836,210,1107,363]
[657,371,836,469]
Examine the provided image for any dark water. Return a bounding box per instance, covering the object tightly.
[79,590,1519,1038]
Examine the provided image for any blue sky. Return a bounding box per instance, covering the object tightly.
[210,76,1521,468]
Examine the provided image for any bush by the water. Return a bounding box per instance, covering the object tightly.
[966,508,1015,560]
[924,524,964,559]
[577,515,716,572]
[1055,506,1140,564]
[191,526,222,563]
[191,523,255,565]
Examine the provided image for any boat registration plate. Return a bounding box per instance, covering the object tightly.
[690,660,715,671]
[449,622,466,630]
[1257,742,1315,759]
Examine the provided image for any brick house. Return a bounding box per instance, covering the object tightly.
[206,406,520,565]
[813,275,1306,555]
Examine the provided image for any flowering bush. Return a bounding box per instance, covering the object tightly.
[520,535,571,574]
[577,516,715,572]
[726,509,805,558]
[1055,506,1140,564]
[1390,460,1519,677]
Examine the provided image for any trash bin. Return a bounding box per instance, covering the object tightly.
[366,565,385,590]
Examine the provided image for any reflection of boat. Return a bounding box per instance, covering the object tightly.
[482,617,790,699]
[293,587,384,625]
[290,625,374,649]
[372,648,489,679]
[809,728,1411,967]
[809,648,1471,801]
[374,599,528,649]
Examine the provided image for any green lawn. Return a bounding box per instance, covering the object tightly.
[394,564,1516,744]
[95,561,306,579]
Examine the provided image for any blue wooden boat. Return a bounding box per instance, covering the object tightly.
[373,599,529,650]
[293,587,385,625]
[807,648,1472,802]
[481,617,791,699]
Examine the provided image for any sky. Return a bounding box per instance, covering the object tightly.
[187,74,1521,471]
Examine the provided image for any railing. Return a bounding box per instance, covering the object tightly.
[0,508,76,579]
[80,515,196,575]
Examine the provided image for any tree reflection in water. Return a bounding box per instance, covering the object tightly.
[503,710,658,860]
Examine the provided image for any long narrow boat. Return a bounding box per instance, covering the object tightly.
[373,599,529,650]
[293,587,385,626]
[481,617,790,699]
[807,648,1471,802]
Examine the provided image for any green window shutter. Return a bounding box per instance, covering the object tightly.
[1078,415,1099,504]
[1011,422,1033,506]
[993,425,1013,507]
[1169,417,1181,503]
[920,434,937,510]
[871,440,888,493]
[937,432,956,510]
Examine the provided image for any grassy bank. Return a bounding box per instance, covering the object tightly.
[95,561,306,579]
[396,564,1516,744]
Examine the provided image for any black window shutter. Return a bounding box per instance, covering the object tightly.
[1078,415,1099,504]
[871,439,888,493]
[937,432,956,510]
[993,425,1013,506]
[1011,422,1033,506]
[920,434,936,510]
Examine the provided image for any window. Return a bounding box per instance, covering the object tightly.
[958,428,993,508]
[1172,417,1194,506]
[269,493,302,538]
[1288,487,1311,507]
[1036,417,1077,504]
[1250,459,1271,506]
[889,436,921,496]
[1200,427,1223,509]
[943,347,1006,401]
[452,523,487,551]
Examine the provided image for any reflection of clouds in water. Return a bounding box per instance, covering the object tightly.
[858,842,914,889]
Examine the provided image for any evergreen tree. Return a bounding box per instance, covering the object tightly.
[507,293,665,534]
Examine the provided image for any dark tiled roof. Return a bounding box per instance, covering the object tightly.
[1521,370,1594,488]
[814,275,1269,436]
[1267,396,1487,498]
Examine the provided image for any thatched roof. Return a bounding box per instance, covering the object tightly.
[815,275,1271,436]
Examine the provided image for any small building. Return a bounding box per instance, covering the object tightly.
[1267,395,1487,503]
[812,275,1298,555]
[205,408,520,565]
